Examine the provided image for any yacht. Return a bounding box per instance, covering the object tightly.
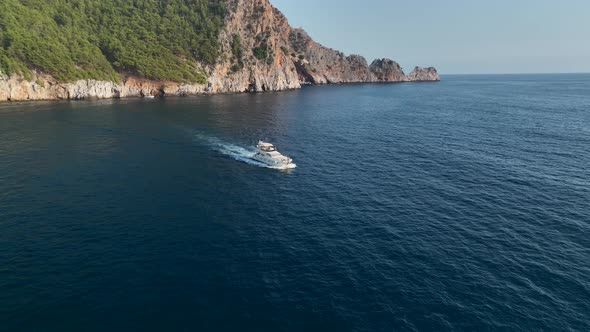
[252,141,295,168]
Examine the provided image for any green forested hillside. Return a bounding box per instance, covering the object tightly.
[0,0,226,83]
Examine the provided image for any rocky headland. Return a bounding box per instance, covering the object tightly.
[0,0,439,102]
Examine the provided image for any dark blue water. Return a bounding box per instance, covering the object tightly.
[1,75,589,331]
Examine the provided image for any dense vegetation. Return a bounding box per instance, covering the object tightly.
[252,45,268,61]
[0,0,227,83]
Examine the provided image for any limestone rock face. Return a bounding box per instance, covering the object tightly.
[289,28,373,84]
[369,59,408,82]
[0,72,64,101]
[287,30,439,85]
[208,0,300,93]
[0,71,206,102]
[407,67,440,81]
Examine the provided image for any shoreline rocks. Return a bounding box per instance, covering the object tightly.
[0,72,208,102]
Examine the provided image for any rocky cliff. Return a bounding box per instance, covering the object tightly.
[208,0,300,93]
[407,67,441,82]
[369,59,408,82]
[0,0,439,102]
[0,71,206,101]
[289,28,373,84]
[287,29,439,84]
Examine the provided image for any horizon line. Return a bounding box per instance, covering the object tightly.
[439,72,590,76]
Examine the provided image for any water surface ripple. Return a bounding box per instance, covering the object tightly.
[1,74,589,331]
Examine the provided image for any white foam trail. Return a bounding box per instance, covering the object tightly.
[192,133,297,170]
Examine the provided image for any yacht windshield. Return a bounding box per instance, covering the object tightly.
[258,143,276,152]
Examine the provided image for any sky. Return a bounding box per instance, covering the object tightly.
[270,0,590,74]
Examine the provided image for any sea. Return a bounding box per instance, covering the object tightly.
[1,74,589,331]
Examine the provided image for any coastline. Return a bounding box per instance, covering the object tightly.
[0,0,440,103]
[0,73,439,103]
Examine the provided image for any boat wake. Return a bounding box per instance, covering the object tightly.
[192,133,296,170]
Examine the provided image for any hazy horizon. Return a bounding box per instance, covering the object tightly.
[271,0,590,75]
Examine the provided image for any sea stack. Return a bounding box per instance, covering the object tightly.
[407,67,441,81]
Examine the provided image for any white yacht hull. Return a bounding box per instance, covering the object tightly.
[251,154,295,169]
